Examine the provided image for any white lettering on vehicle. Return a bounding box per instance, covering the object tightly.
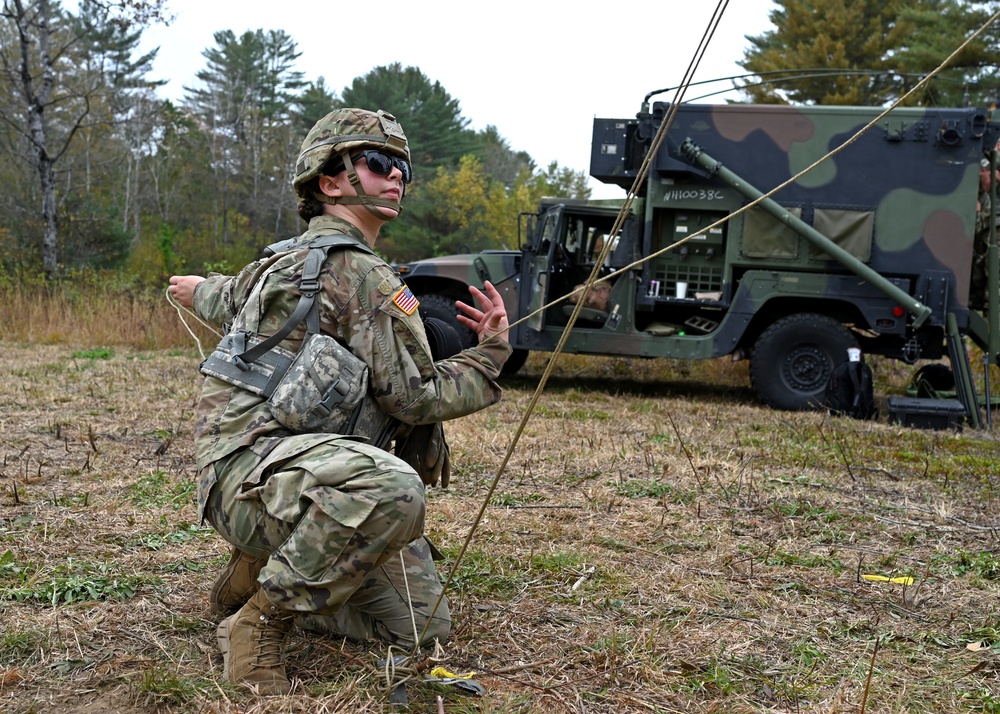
[663,189,726,201]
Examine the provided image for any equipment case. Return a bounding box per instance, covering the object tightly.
[887,396,966,430]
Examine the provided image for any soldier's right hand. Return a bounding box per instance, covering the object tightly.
[167,275,205,309]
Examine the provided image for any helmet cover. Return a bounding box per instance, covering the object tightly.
[293,108,409,199]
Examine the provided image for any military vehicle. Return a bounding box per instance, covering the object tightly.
[396,101,1000,421]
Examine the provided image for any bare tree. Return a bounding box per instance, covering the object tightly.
[0,0,167,278]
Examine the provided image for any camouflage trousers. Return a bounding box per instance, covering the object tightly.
[203,434,451,647]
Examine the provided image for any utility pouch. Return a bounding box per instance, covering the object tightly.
[200,330,368,434]
[267,332,368,433]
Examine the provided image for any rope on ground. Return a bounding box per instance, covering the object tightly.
[399,548,420,653]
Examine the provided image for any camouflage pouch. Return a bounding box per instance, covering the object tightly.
[200,330,369,434]
[267,332,369,434]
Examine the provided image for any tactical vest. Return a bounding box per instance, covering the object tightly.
[200,233,396,443]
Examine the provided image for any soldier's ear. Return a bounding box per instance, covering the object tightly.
[318,174,344,197]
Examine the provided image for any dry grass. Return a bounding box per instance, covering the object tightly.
[2,340,1000,713]
[0,281,220,350]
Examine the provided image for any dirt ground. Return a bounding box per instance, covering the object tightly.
[2,345,1000,713]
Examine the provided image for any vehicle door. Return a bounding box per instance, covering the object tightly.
[520,204,565,333]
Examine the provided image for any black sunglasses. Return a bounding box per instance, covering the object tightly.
[350,149,413,184]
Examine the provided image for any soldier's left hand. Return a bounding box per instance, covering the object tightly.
[395,422,451,488]
[456,281,509,344]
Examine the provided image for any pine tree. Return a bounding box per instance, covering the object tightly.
[341,63,479,171]
[739,0,915,105]
[184,29,305,249]
[738,0,1000,106]
[894,0,1000,107]
[297,76,340,134]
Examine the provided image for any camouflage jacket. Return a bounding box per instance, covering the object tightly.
[191,215,510,508]
[977,190,1000,236]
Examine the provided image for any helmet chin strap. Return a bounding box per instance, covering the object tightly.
[313,152,404,219]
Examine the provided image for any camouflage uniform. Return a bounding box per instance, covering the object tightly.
[973,179,998,311]
[191,214,510,646]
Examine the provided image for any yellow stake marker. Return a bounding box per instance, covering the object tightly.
[861,574,914,586]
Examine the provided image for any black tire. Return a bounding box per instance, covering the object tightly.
[501,348,529,376]
[750,313,859,411]
[417,294,477,350]
[912,363,955,392]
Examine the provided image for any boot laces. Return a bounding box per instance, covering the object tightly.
[253,612,290,668]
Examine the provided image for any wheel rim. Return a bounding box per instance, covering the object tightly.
[780,345,831,394]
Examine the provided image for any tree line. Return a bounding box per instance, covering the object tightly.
[0,0,589,284]
[2,0,999,285]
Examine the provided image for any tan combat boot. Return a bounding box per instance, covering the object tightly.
[217,588,293,696]
[209,546,266,616]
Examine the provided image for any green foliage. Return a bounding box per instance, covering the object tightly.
[965,687,1000,713]
[739,0,919,104]
[58,185,135,273]
[0,550,155,605]
[72,347,115,360]
[471,125,536,189]
[941,550,1000,579]
[298,76,340,133]
[533,161,592,199]
[127,471,197,509]
[448,548,523,599]
[680,656,739,696]
[894,0,1000,107]
[382,153,590,262]
[134,665,215,706]
[155,222,177,275]
[738,0,1000,106]
[0,628,44,664]
[186,28,305,123]
[124,523,215,551]
[342,63,478,171]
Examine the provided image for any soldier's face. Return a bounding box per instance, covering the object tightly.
[353,153,405,213]
[318,154,404,223]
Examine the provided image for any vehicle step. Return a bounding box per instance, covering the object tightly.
[684,316,718,333]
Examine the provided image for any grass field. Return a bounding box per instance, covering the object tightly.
[2,341,1000,713]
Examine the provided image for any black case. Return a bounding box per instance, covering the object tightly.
[887,396,966,430]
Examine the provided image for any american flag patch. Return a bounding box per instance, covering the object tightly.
[392,286,420,315]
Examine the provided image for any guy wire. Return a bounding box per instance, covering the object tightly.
[409,0,732,657]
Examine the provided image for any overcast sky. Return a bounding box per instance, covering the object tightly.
[130,0,777,198]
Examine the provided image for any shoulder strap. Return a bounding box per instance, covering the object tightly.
[233,234,373,367]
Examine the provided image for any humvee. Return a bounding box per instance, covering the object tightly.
[396,101,1000,420]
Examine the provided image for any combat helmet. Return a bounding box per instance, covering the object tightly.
[293,108,410,219]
